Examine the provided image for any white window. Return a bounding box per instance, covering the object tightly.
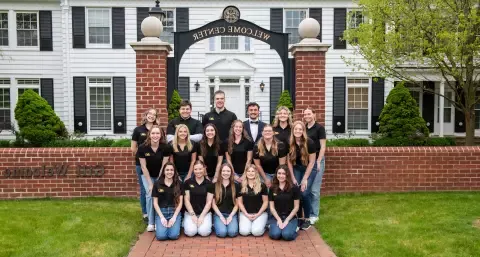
[347,78,369,130]
[285,10,306,44]
[16,12,38,47]
[244,37,251,51]
[160,10,174,43]
[221,36,239,50]
[17,79,40,99]
[88,78,113,131]
[437,91,453,123]
[87,8,111,46]
[347,10,365,29]
[209,36,252,52]
[0,79,11,130]
[0,12,8,46]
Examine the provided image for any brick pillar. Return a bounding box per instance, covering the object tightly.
[290,42,330,124]
[130,41,172,128]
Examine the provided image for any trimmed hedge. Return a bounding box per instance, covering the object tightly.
[0,138,131,148]
[327,137,456,147]
[110,138,131,147]
[327,139,370,147]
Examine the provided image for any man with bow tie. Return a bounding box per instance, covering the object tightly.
[243,102,266,144]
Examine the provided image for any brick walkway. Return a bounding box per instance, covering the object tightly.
[128,228,336,257]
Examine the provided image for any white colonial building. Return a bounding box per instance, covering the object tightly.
[0,0,476,139]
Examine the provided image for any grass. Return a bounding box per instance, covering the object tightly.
[0,198,144,257]
[316,192,480,257]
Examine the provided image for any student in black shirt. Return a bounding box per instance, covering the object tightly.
[272,106,293,146]
[211,163,239,238]
[166,100,203,143]
[138,125,173,231]
[198,124,224,181]
[152,162,183,241]
[131,107,157,222]
[268,165,300,241]
[183,160,214,237]
[253,124,288,188]
[287,121,317,231]
[237,164,268,237]
[225,120,253,182]
[304,108,327,224]
[170,124,198,181]
[202,90,238,143]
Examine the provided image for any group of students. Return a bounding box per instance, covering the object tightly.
[130,90,326,241]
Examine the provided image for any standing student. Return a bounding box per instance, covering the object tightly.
[268,165,300,241]
[198,124,224,182]
[303,108,326,224]
[131,108,157,222]
[211,163,240,238]
[225,120,254,182]
[287,121,317,230]
[170,124,198,181]
[243,102,265,144]
[253,124,288,188]
[138,125,173,232]
[183,160,214,237]
[152,162,183,241]
[237,164,269,237]
[202,90,237,143]
[272,106,293,146]
[167,100,203,143]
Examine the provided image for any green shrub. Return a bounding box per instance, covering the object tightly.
[0,140,10,147]
[327,139,371,147]
[42,137,115,147]
[425,137,456,146]
[276,90,294,112]
[14,89,67,146]
[372,137,425,146]
[168,90,181,121]
[110,138,131,147]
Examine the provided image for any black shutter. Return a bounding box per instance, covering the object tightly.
[309,8,322,41]
[167,57,175,104]
[40,78,54,109]
[73,77,87,133]
[422,81,435,133]
[176,8,189,32]
[371,78,384,133]
[137,7,150,41]
[72,7,85,48]
[270,77,283,123]
[333,77,346,133]
[178,77,190,100]
[270,9,283,33]
[113,77,126,134]
[333,8,346,49]
[112,8,125,49]
[454,82,465,133]
[288,58,296,107]
[39,11,53,51]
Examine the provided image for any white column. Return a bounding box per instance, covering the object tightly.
[204,78,209,115]
[214,76,220,92]
[439,80,445,137]
[240,76,245,119]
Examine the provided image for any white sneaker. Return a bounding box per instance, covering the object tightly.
[309,217,319,224]
[147,224,155,232]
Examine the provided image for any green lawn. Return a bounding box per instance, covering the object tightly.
[316,192,480,257]
[0,198,144,257]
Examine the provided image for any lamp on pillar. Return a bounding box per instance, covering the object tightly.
[259,81,265,92]
[140,0,165,41]
[149,0,166,23]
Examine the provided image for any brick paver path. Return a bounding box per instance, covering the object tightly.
[128,228,336,257]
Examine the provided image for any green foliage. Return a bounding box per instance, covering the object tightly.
[0,140,10,147]
[327,139,371,147]
[110,138,131,147]
[276,90,294,112]
[168,90,182,121]
[424,137,456,146]
[14,89,67,146]
[378,83,429,143]
[42,137,115,147]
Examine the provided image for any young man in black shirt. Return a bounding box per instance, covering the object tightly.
[167,100,203,143]
[243,102,266,144]
[202,90,237,143]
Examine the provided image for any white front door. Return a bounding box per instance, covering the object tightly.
[219,85,244,119]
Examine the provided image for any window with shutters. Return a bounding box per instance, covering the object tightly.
[0,79,11,130]
[17,79,40,99]
[160,10,174,43]
[347,10,365,29]
[86,8,111,47]
[88,78,113,131]
[0,12,8,46]
[346,78,369,130]
[285,10,306,44]
[16,12,38,47]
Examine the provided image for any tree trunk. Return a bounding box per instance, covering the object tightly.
[464,108,476,146]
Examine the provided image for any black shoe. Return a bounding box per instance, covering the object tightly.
[301,220,311,230]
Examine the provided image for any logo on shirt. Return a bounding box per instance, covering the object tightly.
[189,184,195,188]
[140,133,147,137]
[273,193,277,196]
[274,132,279,135]
[209,117,214,120]
[158,188,164,193]
[145,153,151,157]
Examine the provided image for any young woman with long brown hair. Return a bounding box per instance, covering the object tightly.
[211,163,239,238]
[225,120,253,182]
[198,124,224,182]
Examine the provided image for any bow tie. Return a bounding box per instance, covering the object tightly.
[250,120,259,124]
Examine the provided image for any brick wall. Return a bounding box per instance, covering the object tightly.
[1,147,479,199]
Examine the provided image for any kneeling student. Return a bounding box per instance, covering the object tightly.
[152,162,183,240]
[211,163,239,238]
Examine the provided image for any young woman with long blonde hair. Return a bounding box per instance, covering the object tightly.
[272,106,293,146]
[170,124,198,181]
[211,163,239,238]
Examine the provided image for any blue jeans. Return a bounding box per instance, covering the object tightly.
[310,158,325,217]
[213,213,239,238]
[141,175,158,225]
[155,207,181,240]
[293,164,317,219]
[268,216,298,241]
[135,165,147,215]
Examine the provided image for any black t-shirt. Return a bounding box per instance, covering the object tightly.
[210,182,240,214]
[238,183,268,214]
[198,142,225,177]
[253,141,288,174]
[292,138,316,166]
[273,125,291,146]
[137,143,173,178]
[170,141,198,176]
[151,179,182,208]
[268,185,300,217]
[184,178,214,215]
[306,123,326,159]
[202,109,237,142]
[131,125,149,165]
[166,116,203,136]
[227,138,254,175]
